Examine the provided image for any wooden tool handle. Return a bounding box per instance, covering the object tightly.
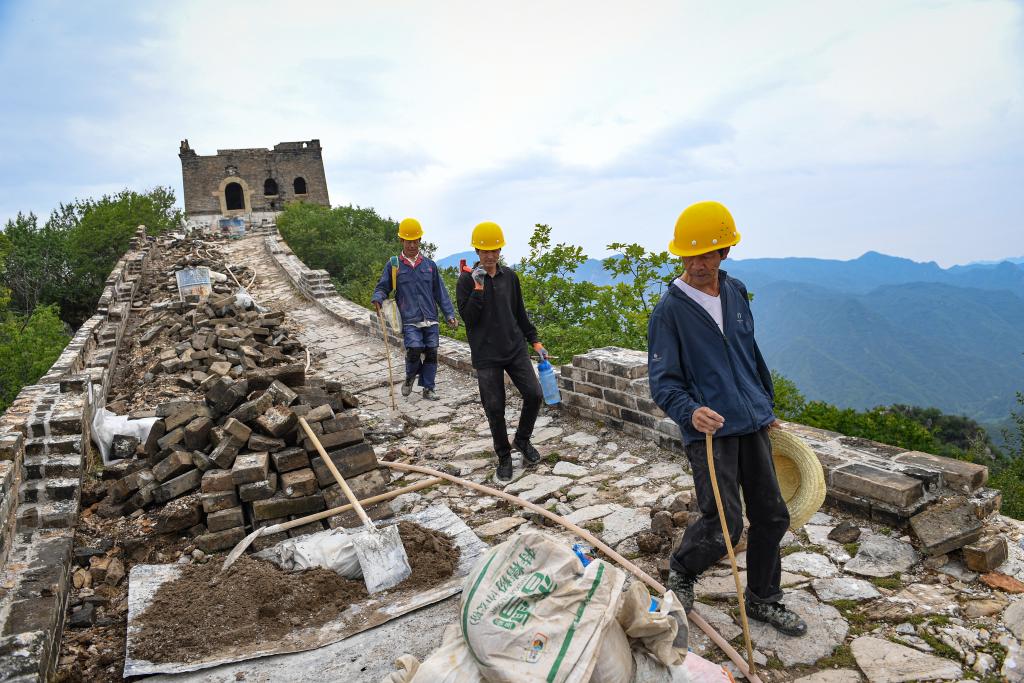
[380,459,762,683]
[298,416,374,531]
[262,477,442,536]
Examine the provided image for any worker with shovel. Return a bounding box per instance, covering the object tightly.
[648,201,807,637]
[372,218,458,401]
[456,221,547,483]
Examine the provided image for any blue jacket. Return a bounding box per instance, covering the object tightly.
[648,271,775,445]
[371,256,455,325]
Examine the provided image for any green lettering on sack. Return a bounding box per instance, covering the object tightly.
[546,562,605,683]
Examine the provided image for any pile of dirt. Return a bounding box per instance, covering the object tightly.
[131,522,460,664]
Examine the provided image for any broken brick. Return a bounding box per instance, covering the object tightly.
[964,536,1009,572]
[248,433,287,452]
[183,416,213,450]
[256,404,298,438]
[195,527,246,553]
[280,469,318,498]
[239,473,278,502]
[270,447,309,473]
[250,492,325,521]
[202,489,239,514]
[152,469,202,505]
[152,449,194,483]
[206,506,245,532]
[232,451,270,485]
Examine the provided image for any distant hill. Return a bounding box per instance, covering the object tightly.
[436,249,1024,422]
[436,251,477,270]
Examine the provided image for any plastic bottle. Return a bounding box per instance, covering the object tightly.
[537,359,561,405]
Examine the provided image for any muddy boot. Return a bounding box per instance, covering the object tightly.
[513,437,542,467]
[666,569,697,613]
[401,377,415,397]
[495,452,514,482]
[746,600,808,636]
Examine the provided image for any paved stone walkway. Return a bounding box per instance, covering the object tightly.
[204,235,1024,683]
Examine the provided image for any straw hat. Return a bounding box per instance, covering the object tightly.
[769,429,826,530]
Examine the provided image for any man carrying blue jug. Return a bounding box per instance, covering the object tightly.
[456,221,552,482]
[372,218,459,401]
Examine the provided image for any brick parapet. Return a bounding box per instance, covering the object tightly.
[558,346,995,525]
[0,226,154,681]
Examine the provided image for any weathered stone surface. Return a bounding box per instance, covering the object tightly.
[248,433,287,452]
[111,434,140,460]
[256,404,298,438]
[696,571,806,600]
[909,495,983,556]
[981,571,1024,593]
[474,517,527,537]
[266,379,298,406]
[209,439,240,469]
[504,474,572,503]
[271,447,309,473]
[1004,600,1024,640]
[562,432,600,447]
[600,507,651,546]
[183,416,213,450]
[832,463,923,507]
[793,671,862,683]
[896,450,988,492]
[552,461,589,478]
[851,636,962,682]
[152,469,202,504]
[251,492,325,521]
[565,504,619,525]
[963,536,1008,572]
[827,520,862,544]
[222,417,252,445]
[864,583,959,620]
[963,595,1008,618]
[239,473,278,502]
[782,552,839,578]
[195,526,246,552]
[811,577,880,602]
[310,443,379,487]
[232,451,270,485]
[280,468,318,498]
[207,506,245,532]
[201,469,234,493]
[747,591,847,666]
[692,603,742,641]
[201,490,239,514]
[845,535,919,577]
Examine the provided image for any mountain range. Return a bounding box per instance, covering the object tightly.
[438,250,1024,423]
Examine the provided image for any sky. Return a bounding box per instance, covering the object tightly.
[1,0,1022,266]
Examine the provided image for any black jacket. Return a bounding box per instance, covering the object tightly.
[456,265,539,369]
[648,271,775,444]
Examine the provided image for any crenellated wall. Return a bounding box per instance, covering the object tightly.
[0,226,155,681]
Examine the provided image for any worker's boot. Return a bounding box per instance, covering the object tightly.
[422,388,439,401]
[495,452,514,483]
[401,377,415,397]
[665,569,697,613]
[746,601,808,637]
[513,437,542,467]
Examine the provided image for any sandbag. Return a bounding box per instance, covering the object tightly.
[590,620,634,683]
[379,625,484,683]
[460,529,626,683]
[617,581,688,667]
[253,528,361,578]
[90,406,158,465]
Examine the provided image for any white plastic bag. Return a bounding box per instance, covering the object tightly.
[381,298,402,332]
[90,406,158,465]
[253,528,362,578]
[459,529,626,683]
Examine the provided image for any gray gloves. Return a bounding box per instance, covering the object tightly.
[471,266,487,288]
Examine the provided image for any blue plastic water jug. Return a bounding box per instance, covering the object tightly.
[537,359,561,405]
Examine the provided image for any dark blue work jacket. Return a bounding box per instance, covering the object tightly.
[371,256,455,325]
[647,271,776,445]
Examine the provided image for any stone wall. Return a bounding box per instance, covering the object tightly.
[0,227,154,681]
[179,139,330,217]
[558,346,998,526]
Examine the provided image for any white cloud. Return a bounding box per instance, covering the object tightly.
[1,0,1022,265]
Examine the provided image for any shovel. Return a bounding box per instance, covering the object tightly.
[221,476,442,571]
[297,417,411,593]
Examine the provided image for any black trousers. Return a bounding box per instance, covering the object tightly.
[476,350,543,456]
[670,428,790,605]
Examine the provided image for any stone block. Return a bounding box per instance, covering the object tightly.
[256,404,298,438]
[152,469,202,505]
[156,427,185,451]
[239,473,278,502]
[201,469,235,493]
[152,449,194,483]
[206,506,245,532]
[304,404,334,423]
[191,450,215,471]
[183,416,213,450]
[165,404,212,432]
[227,393,273,423]
[232,451,270,485]
[111,434,140,460]
[280,468,318,498]
[832,463,924,508]
[206,377,248,414]
[322,468,389,508]
[250,492,326,521]
[310,442,379,487]
[201,489,239,514]
[109,468,154,503]
[143,420,165,456]
[896,451,988,492]
[322,414,360,433]
[963,536,1008,572]
[195,526,246,553]
[271,447,310,473]
[302,428,363,453]
[209,439,240,469]
[909,496,984,556]
[222,417,252,445]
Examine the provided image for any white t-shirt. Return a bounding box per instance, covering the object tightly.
[673,278,723,332]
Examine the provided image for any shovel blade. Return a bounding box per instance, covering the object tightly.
[351,525,411,593]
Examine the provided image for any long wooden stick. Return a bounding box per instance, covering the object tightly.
[381,460,763,683]
[221,477,442,569]
[375,307,398,411]
[298,417,374,530]
[706,432,757,676]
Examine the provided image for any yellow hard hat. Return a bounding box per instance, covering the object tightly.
[471,221,506,249]
[398,217,424,240]
[669,201,741,257]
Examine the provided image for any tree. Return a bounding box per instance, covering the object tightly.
[1,212,69,314]
[602,242,674,351]
[0,304,70,411]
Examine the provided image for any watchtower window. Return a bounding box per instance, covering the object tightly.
[293,177,307,195]
[264,178,278,196]
[225,182,244,210]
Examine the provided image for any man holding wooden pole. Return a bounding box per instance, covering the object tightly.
[647,201,807,637]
